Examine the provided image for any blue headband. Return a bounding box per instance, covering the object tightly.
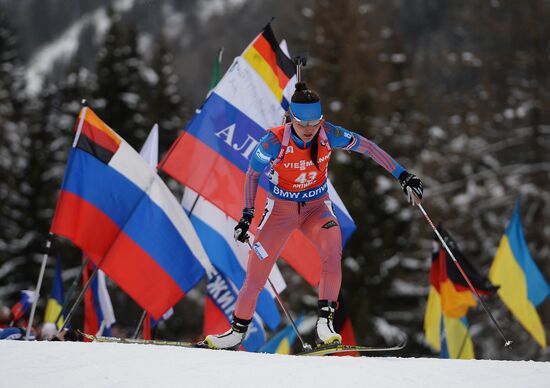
[290,101,322,121]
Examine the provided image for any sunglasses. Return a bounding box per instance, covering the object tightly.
[290,111,323,127]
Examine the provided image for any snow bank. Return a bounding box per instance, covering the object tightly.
[1,341,549,388]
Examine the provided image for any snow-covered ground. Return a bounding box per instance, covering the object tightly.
[1,341,549,388]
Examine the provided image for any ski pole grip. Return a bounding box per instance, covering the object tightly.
[407,187,421,206]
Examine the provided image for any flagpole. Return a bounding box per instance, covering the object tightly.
[97,320,106,336]
[133,310,147,339]
[32,100,89,338]
[56,263,100,335]
[53,256,90,328]
[72,100,88,148]
[25,235,53,340]
[417,202,513,348]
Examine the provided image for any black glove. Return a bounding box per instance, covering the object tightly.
[234,208,254,242]
[398,171,423,205]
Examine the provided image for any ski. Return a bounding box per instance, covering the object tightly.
[81,331,406,356]
[80,332,198,348]
[296,340,407,357]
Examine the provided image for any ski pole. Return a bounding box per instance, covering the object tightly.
[266,276,311,351]
[241,236,311,351]
[416,200,513,348]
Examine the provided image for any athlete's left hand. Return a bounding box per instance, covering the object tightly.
[398,171,423,206]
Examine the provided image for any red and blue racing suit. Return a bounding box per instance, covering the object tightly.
[233,121,405,320]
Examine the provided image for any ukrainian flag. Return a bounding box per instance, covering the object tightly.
[489,200,550,348]
[424,286,442,351]
[43,257,64,329]
[440,316,474,359]
[258,316,304,354]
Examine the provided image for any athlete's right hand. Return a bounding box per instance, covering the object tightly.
[234,208,254,242]
[398,171,423,206]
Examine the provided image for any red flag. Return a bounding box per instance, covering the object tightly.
[143,313,152,340]
[83,261,99,341]
[203,297,231,338]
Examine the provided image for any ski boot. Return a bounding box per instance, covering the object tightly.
[315,300,342,345]
[202,315,250,350]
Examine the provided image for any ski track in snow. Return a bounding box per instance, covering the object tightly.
[1,341,549,388]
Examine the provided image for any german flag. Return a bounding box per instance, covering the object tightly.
[75,108,122,164]
[243,23,295,104]
[424,226,497,358]
[431,226,497,318]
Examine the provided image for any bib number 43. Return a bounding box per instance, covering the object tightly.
[295,172,317,185]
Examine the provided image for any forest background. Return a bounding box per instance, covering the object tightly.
[0,0,548,360]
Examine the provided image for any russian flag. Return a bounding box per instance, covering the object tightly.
[51,108,214,319]
[10,290,36,322]
[160,24,356,286]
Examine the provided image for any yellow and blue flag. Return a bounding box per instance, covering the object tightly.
[440,316,475,359]
[43,257,64,329]
[258,315,304,354]
[489,200,550,348]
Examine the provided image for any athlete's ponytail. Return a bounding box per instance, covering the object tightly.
[311,131,320,170]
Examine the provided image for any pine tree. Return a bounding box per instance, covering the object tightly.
[0,6,29,290]
[14,82,59,269]
[94,8,149,150]
[144,32,189,158]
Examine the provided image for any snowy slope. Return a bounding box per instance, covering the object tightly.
[1,341,549,388]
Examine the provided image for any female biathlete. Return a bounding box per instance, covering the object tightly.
[203,82,424,350]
